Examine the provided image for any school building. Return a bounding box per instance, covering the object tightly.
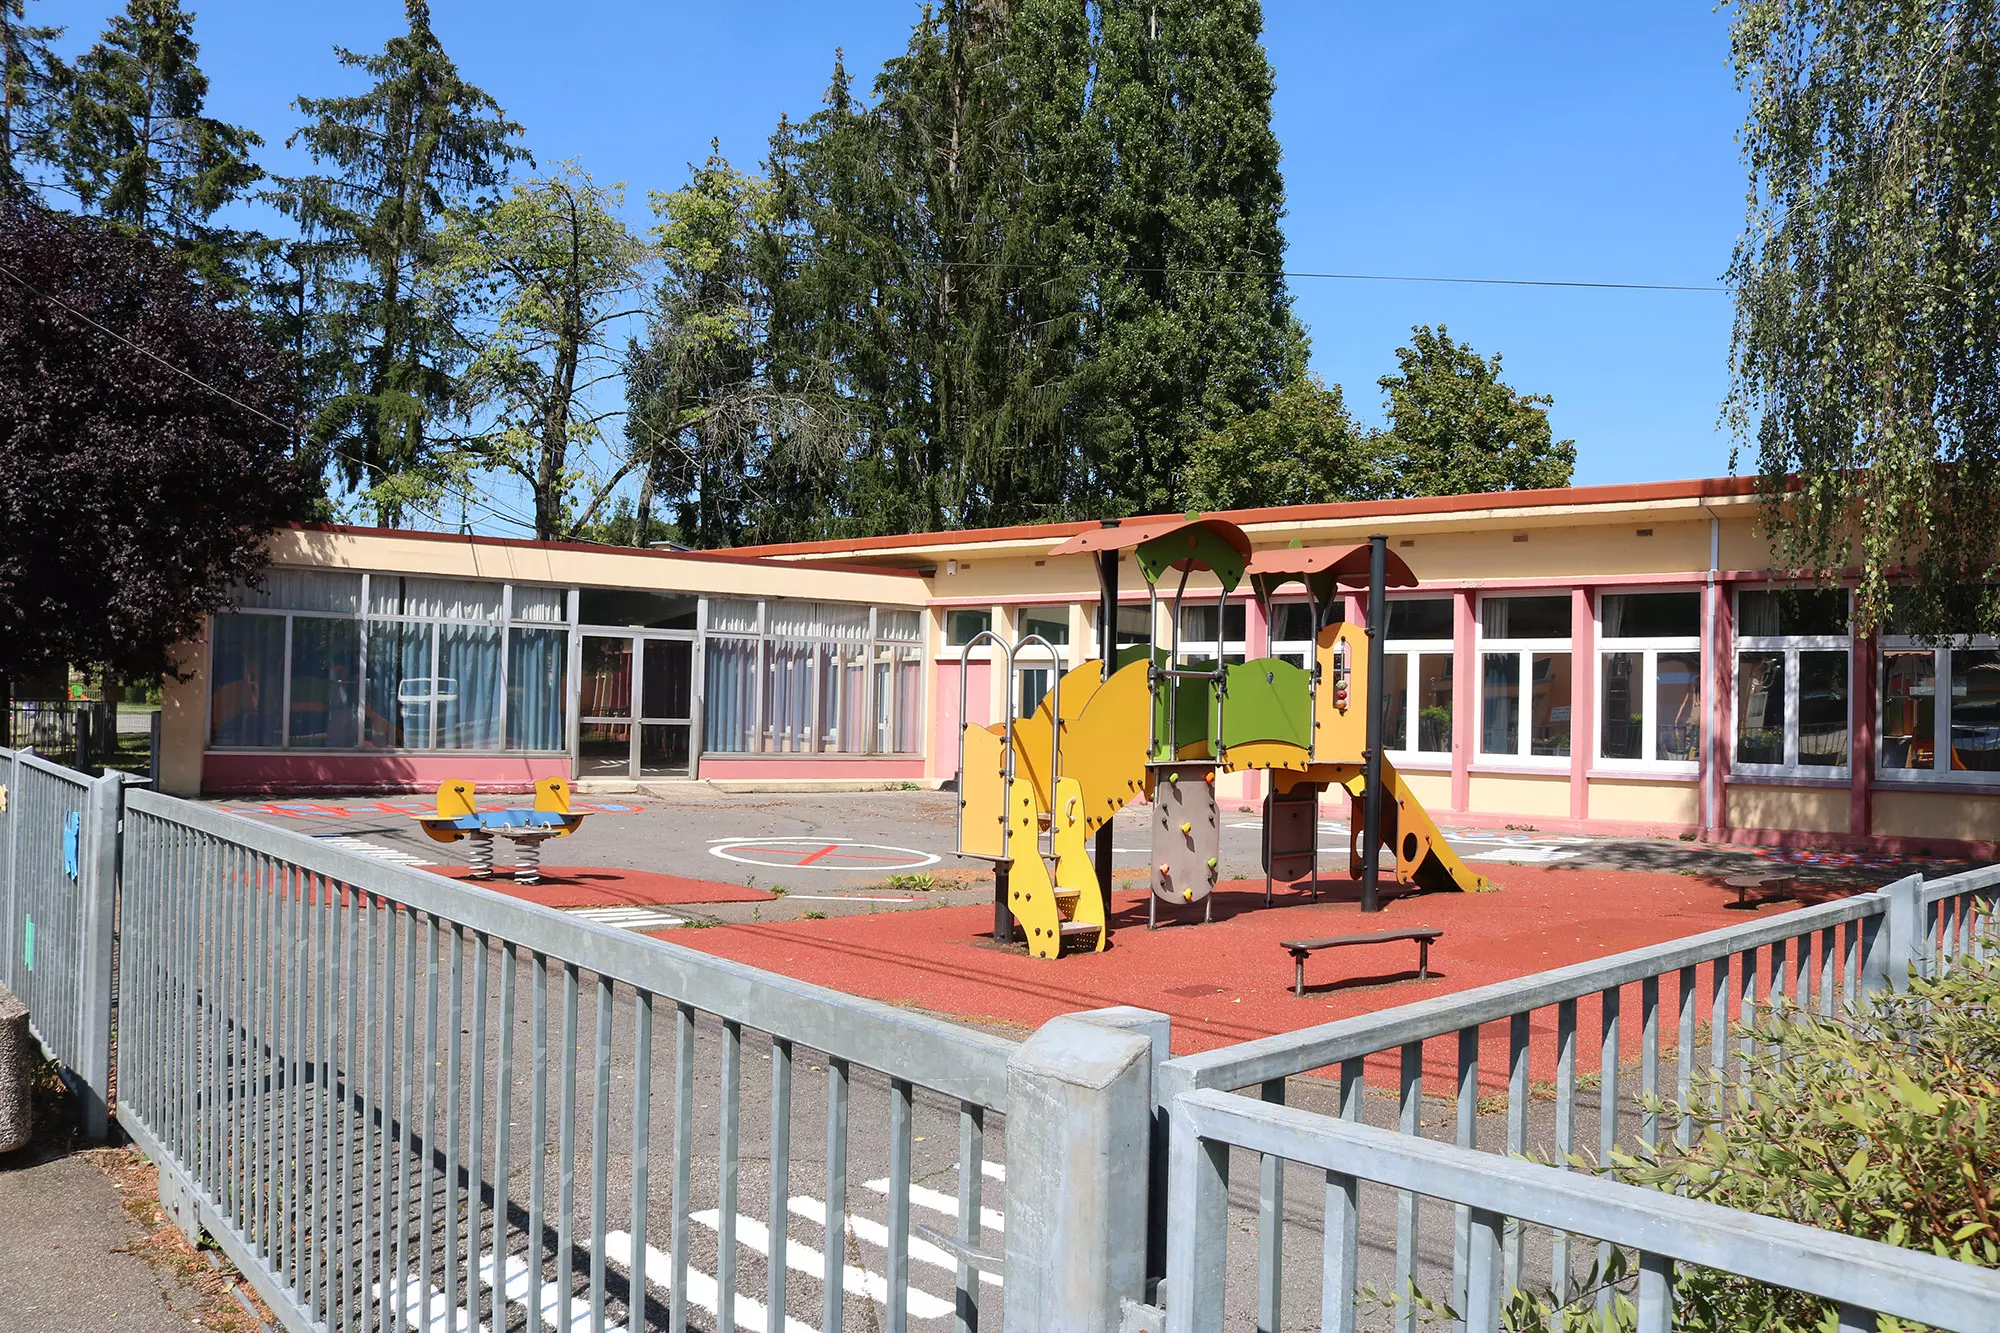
[156,475,2000,858]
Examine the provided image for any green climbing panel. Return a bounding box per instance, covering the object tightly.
[1217,657,1313,752]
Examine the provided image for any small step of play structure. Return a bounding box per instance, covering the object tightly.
[412,776,591,884]
[956,516,1490,959]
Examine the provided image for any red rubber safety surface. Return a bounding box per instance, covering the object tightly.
[662,867,1864,1091]
[429,865,776,909]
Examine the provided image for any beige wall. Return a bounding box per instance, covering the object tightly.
[160,641,207,797]
[1589,778,1698,825]
[1727,783,1847,835]
[1873,789,2000,844]
[1399,768,1452,811]
[1467,773,1570,818]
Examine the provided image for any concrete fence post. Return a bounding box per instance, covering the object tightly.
[75,771,123,1140]
[1882,873,1926,993]
[1071,1006,1173,1308]
[1005,1014,1157,1333]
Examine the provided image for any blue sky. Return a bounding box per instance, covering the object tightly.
[46,1,1749,519]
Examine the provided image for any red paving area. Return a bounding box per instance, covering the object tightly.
[429,865,774,909]
[665,868,1861,1091]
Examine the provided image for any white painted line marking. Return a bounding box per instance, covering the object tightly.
[1466,847,1581,864]
[786,1197,1002,1288]
[690,1210,953,1318]
[708,838,942,872]
[860,1178,1004,1233]
[567,906,687,930]
[372,1276,485,1333]
[314,834,436,867]
[477,1250,621,1333]
[781,894,917,903]
[604,1230,817,1333]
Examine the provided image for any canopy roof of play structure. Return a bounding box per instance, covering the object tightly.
[1049,516,1417,600]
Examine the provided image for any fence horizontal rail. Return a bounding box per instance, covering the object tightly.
[1165,1088,2000,1333]
[1161,887,1890,1094]
[117,785,1017,1333]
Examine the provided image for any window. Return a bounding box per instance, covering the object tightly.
[209,572,569,753]
[945,609,993,647]
[1733,587,1849,775]
[701,599,925,756]
[1480,595,1571,761]
[1019,666,1053,718]
[1880,631,2000,780]
[578,587,697,629]
[1177,600,1247,665]
[1267,600,1323,669]
[1094,604,1155,657]
[1019,607,1071,645]
[1384,598,1454,759]
[1598,591,1701,768]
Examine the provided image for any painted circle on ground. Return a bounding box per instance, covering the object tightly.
[707,838,942,872]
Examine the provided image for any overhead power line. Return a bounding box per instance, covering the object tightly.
[937,259,1723,293]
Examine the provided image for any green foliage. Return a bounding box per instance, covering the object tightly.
[1178,374,1385,510]
[1727,3,2000,637]
[1376,325,1576,498]
[435,161,652,540]
[0,0,65,197]
[270,0,526,527]
[58,0,262,291]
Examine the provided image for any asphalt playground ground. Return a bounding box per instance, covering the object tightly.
[216,784,1970,1061]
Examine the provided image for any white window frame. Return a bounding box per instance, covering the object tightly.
[1477,593,1573,768]
[1595,590,1702,774]
[1876,635,2000,785]
[1384,596,1456,765]
[1176,598,1248,666]
[1731,588,1851,779]
[1266,597,1320,670]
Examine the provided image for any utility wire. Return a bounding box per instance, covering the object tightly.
[935,258,1723,292]
[0,256,540,534]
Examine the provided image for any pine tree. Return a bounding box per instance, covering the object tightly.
[59,0,262,288]
[270,0,527,526]
[1091,0,1303,513]
[0,0,64,198]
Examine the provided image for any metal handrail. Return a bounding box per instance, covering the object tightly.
[952,630,1063,864]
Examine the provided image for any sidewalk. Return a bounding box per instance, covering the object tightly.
[0,1080,266,1333]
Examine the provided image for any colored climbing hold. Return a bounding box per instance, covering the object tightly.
[1180,821,1192,835]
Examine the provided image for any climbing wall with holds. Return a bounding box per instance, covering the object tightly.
[1150,762,1220,909]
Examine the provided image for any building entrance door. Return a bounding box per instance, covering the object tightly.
[577,633,695,778]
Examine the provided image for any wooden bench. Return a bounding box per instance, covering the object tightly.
[1281,928,1443,996]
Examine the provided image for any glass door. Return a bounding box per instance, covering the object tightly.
[577,635,634,775]
[638,635,694,776]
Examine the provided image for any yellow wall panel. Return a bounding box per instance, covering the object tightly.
[1398,769,1452,810]
[1727,784,1847,835]
[1872,789,2000,844]
[1588,779,1697,825]
[1467,773,1571,818]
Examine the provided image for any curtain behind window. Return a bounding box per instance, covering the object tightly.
[209,614,286,745]
[506,628,567,750]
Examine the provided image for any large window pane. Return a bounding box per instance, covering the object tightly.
[1738,588,1847,637]
[1529,652,1571,756]
[1270,602,1316,642]
[578,636,633,719]
[878,609,924,643]
[506,628,568,751]
[817,643,861,751]
[1879,651,1935,771]
[642,639,693,721]
[1949,649,2000,772]
[578,588,696,629]
[289,617,360,748]
[1600,651,1642,760]
[1417,653,1453,752]
[1383,656,1409,751]
[510,586,568,623]
[371,577,500,620]
[1181,602,1246,644]
[1735,651,1786,764]
[893,646,922,753]
[946,610,992,646]
[1797,651,1849,767]
[364,620,434,748]
[702,638,758,752]
[1656,651,1701,761]
[1601,591,1699,639]
[435,623,503,750]
[578,723,629,775]
[1020,607,1071,645]
[765,640,813,752]
[1387,598,1453,640]
[1482,595,1570,639]
[231,570,361,613]
[1482,653,1520,754]
[707,599,760,634]
[209,613,286,746]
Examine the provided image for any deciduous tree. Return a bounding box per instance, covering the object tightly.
[1178,374,1386,511]
[0,201,304,697]
[1376,324,1575,498]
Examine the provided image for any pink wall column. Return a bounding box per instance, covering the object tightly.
[1569,587,1594,820]
[1568,588,1600,816]
[1451,590,1475,812]
[1242,593,1270,804]
[1850,626,1876,839]
[1705,583,1735,838]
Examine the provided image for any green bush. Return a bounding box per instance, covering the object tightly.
[1388,922,1999,1331]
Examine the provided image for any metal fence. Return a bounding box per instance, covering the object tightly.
[115,788,1021,1333]
[1163,1088,2000,1333]
[0,746,120,1137]
[1152,869,2000,1332]
[7,698,111,766]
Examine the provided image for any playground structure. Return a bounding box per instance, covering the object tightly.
[956,517,1490,959]
[412,775,590,885]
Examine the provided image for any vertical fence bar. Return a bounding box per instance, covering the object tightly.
[887,1076,914,1333]
[417,916,441,1318]
[1708,954,1729,1113]
[491,945,518,1333]
[465,934,489,1333]
[768,1036,794,1333]
[629,990,653,1333]
[717,1018,741,1330]
[1464,1207,1503,1333]
[443,924,464,1323]
[1257,1077,1286,1333]
[1738,946,1757,1086]
[528,957,549,1333]
[360,894,378,1333]
[823,1055,850,1333]
[1640,976,1659,1151]
[669,1002,694,1333]
[954,1102,982,1333]
[1451,1026,1478,1323]
[78,773,121,1140]
[1394,1040,1421,1333]
[1635,1251,1673,1333]
[1322,1153,1360,1333]
[1550,998,1577,1301]
[1504,1012,1528,1295]
[590,973,613,1333]
[558,963,580,1333]
[1595,987,1620,1319]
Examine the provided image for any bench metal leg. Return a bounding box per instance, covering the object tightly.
[1294,954,1306,997]
[1418,938,1431,980]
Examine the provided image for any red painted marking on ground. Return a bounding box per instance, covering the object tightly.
[667,867,1868,1093]
[728,844,922,866]
[428,864,774,910]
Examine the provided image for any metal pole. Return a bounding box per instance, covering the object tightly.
[1094,537,1118,898]
[1360,534,1388,914]
[994,863,1013,943]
